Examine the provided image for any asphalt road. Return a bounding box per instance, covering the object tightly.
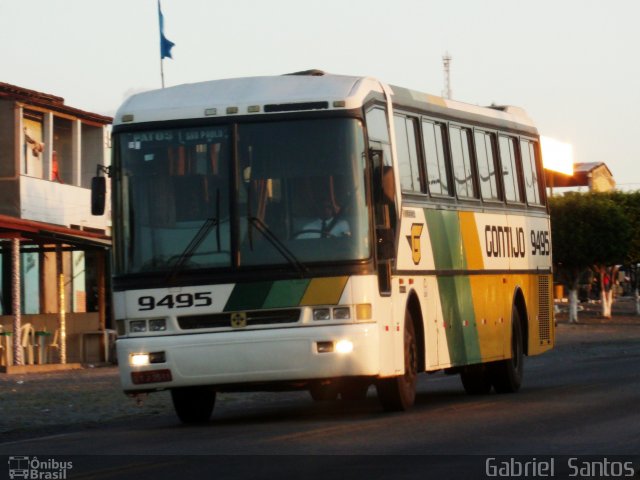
[2,323,640,479]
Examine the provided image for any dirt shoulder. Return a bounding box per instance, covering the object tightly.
[0,366,174,441]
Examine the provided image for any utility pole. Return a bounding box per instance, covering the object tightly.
[442,52,452,99]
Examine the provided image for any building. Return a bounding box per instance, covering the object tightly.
[0,82,112,369]
[546,162,616,193]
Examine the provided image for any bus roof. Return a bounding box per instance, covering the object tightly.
[114,71,537,134]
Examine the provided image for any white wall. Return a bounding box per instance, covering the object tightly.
[20,176,111,233]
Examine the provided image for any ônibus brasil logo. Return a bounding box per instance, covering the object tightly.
[8,456,73,479]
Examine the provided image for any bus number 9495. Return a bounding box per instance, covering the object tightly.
[530,230,550,256]
[138,292,213,311]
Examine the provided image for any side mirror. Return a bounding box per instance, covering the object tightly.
[91,176,106,215]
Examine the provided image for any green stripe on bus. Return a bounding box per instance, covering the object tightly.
[263,279,310,309]
[437,275,482,365]
[224,281,274,311]
[425,210,467,270]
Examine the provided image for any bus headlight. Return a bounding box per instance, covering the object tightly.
[129,351,166,366]
[129,320,147,333]
[130,353,150,366]
[335,339,354,354]
[332,307,351,320]
[313,308,331,321]
[149,319,167,332]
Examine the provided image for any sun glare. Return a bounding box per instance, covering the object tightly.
[540,136,574,175]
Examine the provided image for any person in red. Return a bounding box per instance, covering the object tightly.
[52,151,63,183]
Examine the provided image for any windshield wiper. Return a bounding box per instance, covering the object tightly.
[166,216,218,283]
[248,216,308,277]
[166,188,221,283]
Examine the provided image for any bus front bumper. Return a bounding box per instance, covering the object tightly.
[116,323,380,392]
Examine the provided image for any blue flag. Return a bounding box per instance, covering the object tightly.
[158,0,175,59]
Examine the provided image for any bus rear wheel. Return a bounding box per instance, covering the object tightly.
[171,386,216,424]
[376,311,418,411]
[490,307,524,393]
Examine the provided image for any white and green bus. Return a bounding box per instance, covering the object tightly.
[94,70,554,423]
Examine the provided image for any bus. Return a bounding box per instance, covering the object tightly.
[93,70,554,423]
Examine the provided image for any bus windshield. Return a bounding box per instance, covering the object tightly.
[113,117,370,276]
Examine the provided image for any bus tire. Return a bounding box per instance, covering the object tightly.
[376,310,418,411]
[340,378,370,402]
[460,364,492,395]
[490,307,524,393]
[171,386,216,424]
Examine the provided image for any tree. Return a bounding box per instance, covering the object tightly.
[605,191,640,314]
[550,192,632,322]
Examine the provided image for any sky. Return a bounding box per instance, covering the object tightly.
[1,0,639,189]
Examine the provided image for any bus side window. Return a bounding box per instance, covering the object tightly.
[366,106,397,232]
[520,139,543,206]
[394,114,422,193]
[498,135,524,203]
[366,108,390,143]
[474,130,500,201]
[422,119,451,196]
[450,125,476,199]
[370,148,396,230]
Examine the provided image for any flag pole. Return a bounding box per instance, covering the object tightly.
[160,57,165,88]
[158,0,174,88]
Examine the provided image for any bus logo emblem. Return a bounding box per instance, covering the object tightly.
[230,312,247,328]
[407,223,424,265]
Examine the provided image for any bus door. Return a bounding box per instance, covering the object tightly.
[365,107,398,296]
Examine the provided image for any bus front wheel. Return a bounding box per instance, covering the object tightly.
[309,382,339,402]
[340,378,371,402]
[376,311,418,411]
[490,307,524,393]
[171,386,216,424]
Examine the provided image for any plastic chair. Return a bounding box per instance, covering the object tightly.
[47,329,61,363]
[20,323,36,365]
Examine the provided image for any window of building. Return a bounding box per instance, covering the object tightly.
[23,110,45,178]
[422,119,450,196]
[498,135,523,203]
[394,115,421,192]
[53,117,74,184]
[475,130,500,201]
[450,125,476,198]
[520,139,543,205]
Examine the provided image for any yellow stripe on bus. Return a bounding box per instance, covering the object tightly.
[459,211,484,271]
[300,276,349,306]
[468,275,508,362]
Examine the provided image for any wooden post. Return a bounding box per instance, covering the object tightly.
[97,251,106,331]
[59,273,66,364]
[11,237,23,366]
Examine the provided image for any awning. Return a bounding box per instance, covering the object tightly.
[0,214,111,250]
